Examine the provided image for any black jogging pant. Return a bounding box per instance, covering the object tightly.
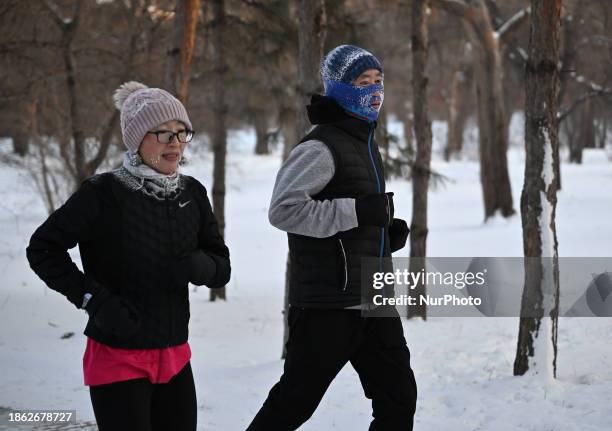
[246,307,417,431]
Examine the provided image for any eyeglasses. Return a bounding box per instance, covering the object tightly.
[146,129,195,144]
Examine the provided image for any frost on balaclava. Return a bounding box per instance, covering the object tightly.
[320,45,384,122]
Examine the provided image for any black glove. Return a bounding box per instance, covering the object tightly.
[173,250,217,287]
[389,218,410,252]
[355,192,394,227]
[85,287,141,339]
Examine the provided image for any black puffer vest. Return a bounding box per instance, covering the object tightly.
[288,95,392,308]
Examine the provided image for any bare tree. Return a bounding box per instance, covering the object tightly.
[41,0,89,186]
[432,0,529,220]
[514,0,562,379]
[165,0,201,103]
[445,43,473,161]
[407,0,433,320]
[294,0,327,139]
[281,0,326,358]
[209,0,229,301]
[10,0,146,210]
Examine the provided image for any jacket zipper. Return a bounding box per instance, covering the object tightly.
[166,198,174,347]
[385,193,392,226]
[366,124,385,271]
[338,238,348,291]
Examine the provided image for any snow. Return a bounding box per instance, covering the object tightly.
[496,7,530,40]
[540,128,555,260]
[522,128,557,380]
[1,119,612,430]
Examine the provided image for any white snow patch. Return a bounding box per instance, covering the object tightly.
[1,130,611,430]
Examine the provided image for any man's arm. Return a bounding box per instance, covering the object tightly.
[268,140,358,238]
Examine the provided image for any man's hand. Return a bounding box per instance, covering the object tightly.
[356,192,394,227]
[389,218,410,252]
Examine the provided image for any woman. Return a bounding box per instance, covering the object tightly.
[26,81,231,431]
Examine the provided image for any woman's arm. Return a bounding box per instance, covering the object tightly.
[26,179,103,309]
[189,179,231,288]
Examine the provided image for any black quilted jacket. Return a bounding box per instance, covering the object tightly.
[26,168,231,348]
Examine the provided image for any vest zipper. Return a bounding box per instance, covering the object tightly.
[338,238,348,291]
[366,125,385,272]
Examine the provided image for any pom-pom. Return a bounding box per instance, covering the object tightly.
[113,81,148,110]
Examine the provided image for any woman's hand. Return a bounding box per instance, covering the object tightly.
[173,250,217,287]
[85,287,141,339]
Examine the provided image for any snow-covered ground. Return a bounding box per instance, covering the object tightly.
[0,126,611,430]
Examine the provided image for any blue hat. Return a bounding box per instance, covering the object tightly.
[320,45,383,85]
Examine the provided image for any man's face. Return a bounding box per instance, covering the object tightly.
[352,69,384,110]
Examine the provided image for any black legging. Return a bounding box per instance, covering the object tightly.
[89,361,197,431]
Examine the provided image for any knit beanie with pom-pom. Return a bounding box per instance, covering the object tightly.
[113,82,192,154]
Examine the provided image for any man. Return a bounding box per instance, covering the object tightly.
[246,45,417,430]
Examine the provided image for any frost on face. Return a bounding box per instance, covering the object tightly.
[114,167,184,201]
[114,153,184,201]
[358,89,384,112]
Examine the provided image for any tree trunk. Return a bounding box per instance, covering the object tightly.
[403,109,415,160]
[11,129,29,157]
[85,1,142,178]
[445,42,472,161]
[281,105,297,161]
[555,1,579,187]
[282,0,326,359]
[579,98,596,149]
[165,0,201,103]
[407,0,432,321]
[569,98,593,164]
[210,0,228,302]
[295,0,326,139]
[27,96,56,214]
[433,0,517,219]
[254,110,270,155]
[599,115,607,149]
[41,0,138,193]
[464,1,515,219]
[42,0,86,188]
[514,0,561,380]
[445,67,469,161]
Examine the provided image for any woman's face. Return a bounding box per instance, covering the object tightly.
[138,120,188,175]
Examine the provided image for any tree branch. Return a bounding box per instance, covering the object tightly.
[558,89,612,123]
[430,0,469,18]
[497,6,530,42]
[40,0,66,28]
